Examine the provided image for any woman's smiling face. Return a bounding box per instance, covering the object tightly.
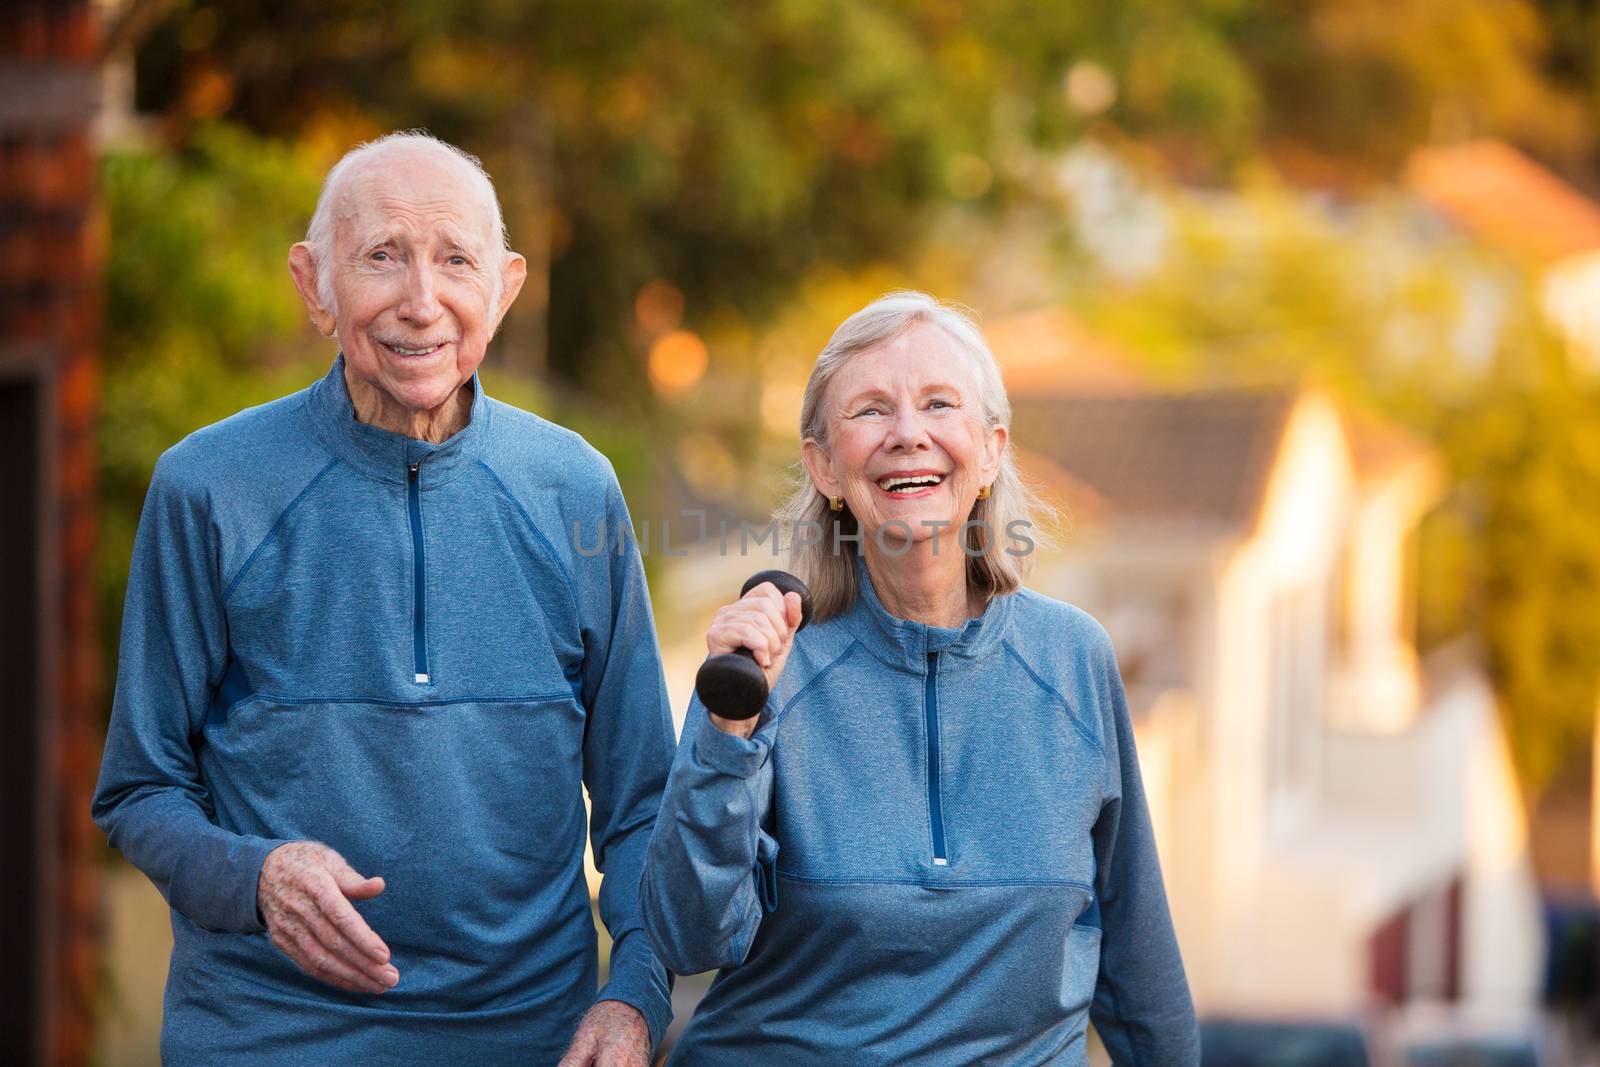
[803,320,1006,552]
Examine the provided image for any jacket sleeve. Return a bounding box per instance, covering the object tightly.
[1088,631,1201,1067]
[91,450,292,934]
[638,688,780,976]
[578,472,678,1048]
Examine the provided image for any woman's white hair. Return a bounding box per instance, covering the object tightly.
[777,289,1054,622]
[303,130,510,316]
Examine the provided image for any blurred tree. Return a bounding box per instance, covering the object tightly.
[98,123,329,685]
[122,0,1600,390]
[1532,0,1600,171]
[1430,346,1600,795]
[1072,171,1493,404]
[1235,0,1591,181]
[126,0,1274,391]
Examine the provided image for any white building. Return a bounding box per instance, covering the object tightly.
[1001,337,1544,1017]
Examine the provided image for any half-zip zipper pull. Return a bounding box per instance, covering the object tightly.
[407,460,431,684]
[925,650,948,866]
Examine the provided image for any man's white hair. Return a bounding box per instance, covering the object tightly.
[304,130,511,315]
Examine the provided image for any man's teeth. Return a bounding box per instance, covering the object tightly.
[877,474,945,494]
[386,342,445,356]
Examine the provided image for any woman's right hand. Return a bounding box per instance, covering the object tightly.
[704,581,805,738]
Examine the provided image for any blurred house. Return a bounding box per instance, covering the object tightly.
[1407,139,1600,374]
[998,313,1545,1018]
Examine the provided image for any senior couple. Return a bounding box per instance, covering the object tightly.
[93,132,1198,1066]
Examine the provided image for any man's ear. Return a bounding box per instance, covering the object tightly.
[288,243,338,337]
[492,253,528,333]
[801,438,840,500]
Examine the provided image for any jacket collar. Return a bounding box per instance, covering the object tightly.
[838,552,1014,673]
[306,352,490,487]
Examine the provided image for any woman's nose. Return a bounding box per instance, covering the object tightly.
[884,406,930,449]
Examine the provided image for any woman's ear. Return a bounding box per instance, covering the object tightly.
[982,424,1009,486]
[801,437,839,499]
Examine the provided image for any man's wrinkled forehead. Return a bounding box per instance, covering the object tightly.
[331,148,498,254]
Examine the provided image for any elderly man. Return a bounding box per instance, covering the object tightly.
[92,132,674,1065]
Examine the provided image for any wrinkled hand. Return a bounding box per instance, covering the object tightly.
[257,840,398,995]
[704,581,805,739]
[556,1000,651,1067]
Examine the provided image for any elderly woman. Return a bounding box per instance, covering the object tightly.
[639,291,1198,1065]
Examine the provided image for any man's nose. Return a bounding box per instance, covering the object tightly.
[398,262,444,325]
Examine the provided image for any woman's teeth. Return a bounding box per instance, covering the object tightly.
[876,474,945,496]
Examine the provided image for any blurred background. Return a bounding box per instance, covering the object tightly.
[8,0,1600,1064]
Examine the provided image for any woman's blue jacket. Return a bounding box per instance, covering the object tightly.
[641,556,1199,1065]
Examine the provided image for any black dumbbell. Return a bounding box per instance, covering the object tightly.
[694,570,814,720]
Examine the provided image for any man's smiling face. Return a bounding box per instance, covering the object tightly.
[293,141,521,422]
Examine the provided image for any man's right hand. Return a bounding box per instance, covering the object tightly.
[258,841,399,995]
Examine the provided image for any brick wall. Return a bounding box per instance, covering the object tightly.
[1,2,102,1065]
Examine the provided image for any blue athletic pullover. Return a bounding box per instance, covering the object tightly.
[92,355,676,1064]
[640,556,1199,1065]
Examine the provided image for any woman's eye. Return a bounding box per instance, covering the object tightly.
[447,255,468,266]
[929,399,952,410]
[370,250,391,262]
[857,407,883,417]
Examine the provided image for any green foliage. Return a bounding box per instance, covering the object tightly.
[131,0,1277,388]
[1073,175,1497,404]
[98,124,331,685]
[103,124,318,368]
[1431,347,1600,794]
[1235,0,1586,172]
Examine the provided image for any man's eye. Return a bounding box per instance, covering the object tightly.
[370,250,391,262]
[929,399,952,410]
[447,255,468,266]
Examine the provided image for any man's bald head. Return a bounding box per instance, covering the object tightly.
[287,131,527,435]
[304,131,510,315]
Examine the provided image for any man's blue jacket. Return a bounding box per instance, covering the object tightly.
[640,555,1200,1065]
[93,355,676,1064]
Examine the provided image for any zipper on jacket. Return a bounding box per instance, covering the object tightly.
[925,651,948,865]
[407,461,430,684]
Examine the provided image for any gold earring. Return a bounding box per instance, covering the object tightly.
[977,484,992,500]
[828,495,844,511]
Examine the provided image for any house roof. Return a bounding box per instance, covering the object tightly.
[1007,443,1106,528]
[989,308,1436,530]
[1010,388,1299,531]
[1405,140,1600,266]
